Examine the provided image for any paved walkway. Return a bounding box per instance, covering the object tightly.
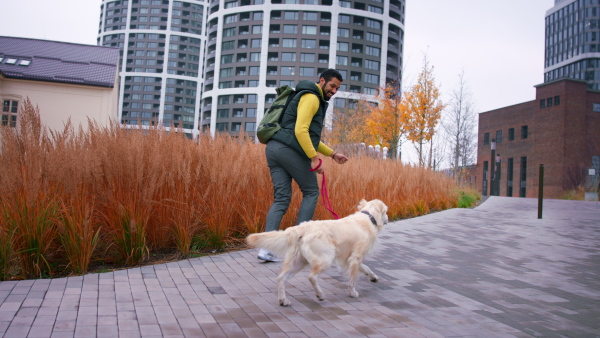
[0,197,599,337]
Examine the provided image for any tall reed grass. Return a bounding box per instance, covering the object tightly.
[0,100,460,279]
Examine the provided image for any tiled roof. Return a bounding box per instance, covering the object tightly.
[0,36,119,88]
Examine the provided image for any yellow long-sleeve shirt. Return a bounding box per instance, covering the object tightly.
[294,84,334,159]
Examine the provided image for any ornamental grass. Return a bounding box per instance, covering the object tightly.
[0,99,460,279]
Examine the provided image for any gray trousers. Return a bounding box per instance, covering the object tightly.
[264,140,319,232]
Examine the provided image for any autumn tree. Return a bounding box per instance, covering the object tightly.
[364,82,406,159]
[324,97,372,146]
[443,70,478,181]
[403,56,445,168]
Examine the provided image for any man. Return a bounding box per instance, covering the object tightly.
[258,69,349,262]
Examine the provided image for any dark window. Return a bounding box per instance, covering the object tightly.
[547,97,553,107]
[520,157,527,197]
[483,132,490,145]
[554,95,560,106]
[482,161,489,196]
[521,125,528,139]
[540,99,545,108]
[507,158,514,197]
[496,130,502,143]
[508,128,514,141]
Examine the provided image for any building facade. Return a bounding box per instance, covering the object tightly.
[0,36,119,132]
[98,0,405,138]
[544,0,600,90]
[477,79,600,199]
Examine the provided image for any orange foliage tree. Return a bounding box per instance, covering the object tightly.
[402,56,445,167]
[364,82,406,159]
[324,97,374,146]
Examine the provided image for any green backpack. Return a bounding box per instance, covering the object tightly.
[256,85,298,144]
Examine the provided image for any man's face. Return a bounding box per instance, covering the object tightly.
[319,77,342,101]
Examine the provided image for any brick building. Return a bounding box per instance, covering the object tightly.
[477,79,600,199]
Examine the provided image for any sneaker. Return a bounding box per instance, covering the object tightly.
[257,248,282,262]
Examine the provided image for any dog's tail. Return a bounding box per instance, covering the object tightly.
[246,226,305,256]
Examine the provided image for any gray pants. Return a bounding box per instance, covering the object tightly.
[265,140,319,232]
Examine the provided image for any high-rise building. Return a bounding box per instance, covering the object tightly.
[544,0,600,89]
[98,0,405,138]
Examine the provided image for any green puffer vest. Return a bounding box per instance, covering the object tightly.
[271,80,328,158]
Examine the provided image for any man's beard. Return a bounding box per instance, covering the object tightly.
[321,84,332,101]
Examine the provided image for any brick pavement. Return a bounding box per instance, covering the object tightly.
[0,196,598,337]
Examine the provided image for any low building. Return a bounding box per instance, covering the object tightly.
[477,79,600,199]
[0,36,119,132]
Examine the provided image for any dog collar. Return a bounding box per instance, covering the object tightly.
[360,210,377,226]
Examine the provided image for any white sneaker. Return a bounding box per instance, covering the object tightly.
[257,248,282,262]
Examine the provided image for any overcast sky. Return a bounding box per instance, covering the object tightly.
[1,0,554,113]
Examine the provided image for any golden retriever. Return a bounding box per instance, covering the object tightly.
[246,199,388,307]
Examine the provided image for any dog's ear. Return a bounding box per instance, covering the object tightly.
[357,198,367,211]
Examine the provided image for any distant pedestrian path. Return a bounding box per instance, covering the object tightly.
[0,197,598,337]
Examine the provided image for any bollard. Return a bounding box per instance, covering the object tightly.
[538,164,544,219]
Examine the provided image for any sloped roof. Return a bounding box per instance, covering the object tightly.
[0,36,119,88]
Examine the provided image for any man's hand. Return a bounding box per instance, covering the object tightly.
[310,156,324,174]
[332,153,348,164]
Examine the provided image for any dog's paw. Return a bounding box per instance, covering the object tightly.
[370,275,379,283]
[279,298,291,307]
[316,293,325,301]
[349,290,359,298]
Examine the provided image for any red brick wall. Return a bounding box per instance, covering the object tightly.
[477,79,600,199]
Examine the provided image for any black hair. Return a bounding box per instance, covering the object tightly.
[319,68,343,82]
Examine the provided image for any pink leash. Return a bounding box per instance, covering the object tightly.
[310,159,340,219]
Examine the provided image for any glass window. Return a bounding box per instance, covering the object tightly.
[366,32,381,43]
[283,25,298,34]
[247,94,258,103]
[365,46,380,56]
[483,132,490,145]
[280,66,295,76]
[336,56,348,66]
[220,68,233,77]
[250,52,261,61]
[302,39,316,48]
[521,126,528,139]
[337,42,349,51]
[284,11,298,20]
[338,28,350,38]
[224,14,238,24]
[217,109,229,118]
[246,108,257,117]
[496,130,502,143]
[366,19,382,29]
[221,54,234,64]
[216,122,228,131]
[282,52,296,62]
[249,66,260,75]
[283,38,297,48]
[245,122,256,131]
[218,95,230,104]
[300,67,314,77]
[364,59,379,70]
[253,12,263,20]
[252,25,262,34]
[339,14,350,24]
[251,38,262,48]
[302,25,317,35]
[303,12,318,20]
[300,53,315,62]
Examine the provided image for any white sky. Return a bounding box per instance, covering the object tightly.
[1,0,555,163]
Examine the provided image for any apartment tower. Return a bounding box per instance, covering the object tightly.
[545,0,600,89]
[98,0,405,138]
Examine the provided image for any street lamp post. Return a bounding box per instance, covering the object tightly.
[490,139,496,195]
[494,153,501,196]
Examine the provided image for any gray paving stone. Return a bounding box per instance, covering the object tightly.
[0,197,598,337]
